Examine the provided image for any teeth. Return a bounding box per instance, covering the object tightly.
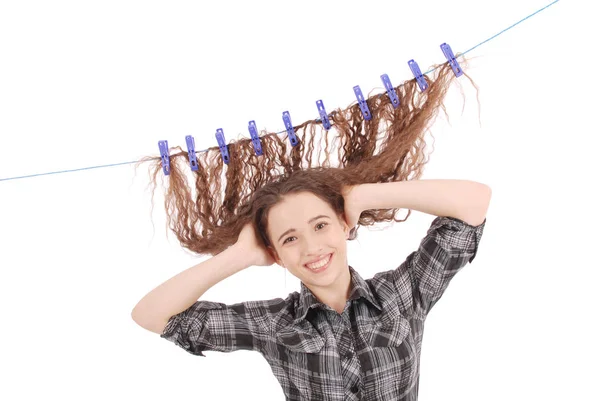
[306,254,330,269]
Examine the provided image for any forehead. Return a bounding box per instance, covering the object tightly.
[268,192,332,229]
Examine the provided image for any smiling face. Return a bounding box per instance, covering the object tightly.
[266,191,352,297]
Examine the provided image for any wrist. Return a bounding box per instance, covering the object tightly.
[350,184,368,213]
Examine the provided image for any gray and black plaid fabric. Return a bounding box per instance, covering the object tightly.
[162,216,486,400]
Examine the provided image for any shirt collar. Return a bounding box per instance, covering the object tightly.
[297,265,382,323]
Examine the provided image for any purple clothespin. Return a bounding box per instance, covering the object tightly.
[248,121,263,156]
[215,128,230,165]
[353,85,372,121]
[316,100,332,130]
[440,43,463,77]
[408,59,428,92]
[185,135,199,171]
[380,74,400,108]
[158,140,170,176]
[282,111,299,147]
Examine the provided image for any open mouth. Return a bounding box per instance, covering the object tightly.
[304,253,332,273]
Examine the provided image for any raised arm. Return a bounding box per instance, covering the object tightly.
[352,179,491,226]
[131,243,251,334]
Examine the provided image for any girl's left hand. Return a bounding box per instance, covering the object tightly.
[341,185,363,235]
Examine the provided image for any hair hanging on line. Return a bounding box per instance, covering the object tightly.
[136,56,480,257]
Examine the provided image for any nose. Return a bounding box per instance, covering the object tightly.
[304,235,324,255]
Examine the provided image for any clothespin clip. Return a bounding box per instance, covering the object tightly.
[316,100,332,130]
[440,43,463,77]
[282,111,299,147]
[248,120,263,156]
[215,128,230,165]
[317,100,331,129]
[408,59,428,92]
[158,140,170,176]
[353,85,372,121]
[185,135,199,171]
[380,74,400,108]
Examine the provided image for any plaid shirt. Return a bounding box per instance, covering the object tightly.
[161,216,486,400]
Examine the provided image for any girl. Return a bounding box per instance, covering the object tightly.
[132,57,489,400]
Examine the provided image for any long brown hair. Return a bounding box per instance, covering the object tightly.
[136,57,479,257]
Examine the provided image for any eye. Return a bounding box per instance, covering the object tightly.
[283,222,328,244]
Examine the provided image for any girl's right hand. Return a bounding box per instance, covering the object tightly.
[235,222,276,267]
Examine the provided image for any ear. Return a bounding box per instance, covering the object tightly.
[340,214,350,239]
[267,246,285,269]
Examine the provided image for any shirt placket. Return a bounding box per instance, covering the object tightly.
[333,310,363,400]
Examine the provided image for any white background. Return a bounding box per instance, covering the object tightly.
[1,0,598,400]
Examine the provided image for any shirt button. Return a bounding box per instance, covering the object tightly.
[344,351,353,359]
[351,384,359,393]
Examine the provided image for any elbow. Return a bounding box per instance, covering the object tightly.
[475,185,492,225]
[132,309,169,335]
[460,184,491,226]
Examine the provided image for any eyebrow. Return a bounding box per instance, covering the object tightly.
[278,215,331,244]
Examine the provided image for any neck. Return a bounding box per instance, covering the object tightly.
[307,266,352,314]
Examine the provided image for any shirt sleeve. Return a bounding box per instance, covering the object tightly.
[160,299,276,357]
[403,216,487,315]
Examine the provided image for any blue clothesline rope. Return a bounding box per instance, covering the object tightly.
[1,0,560,183]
